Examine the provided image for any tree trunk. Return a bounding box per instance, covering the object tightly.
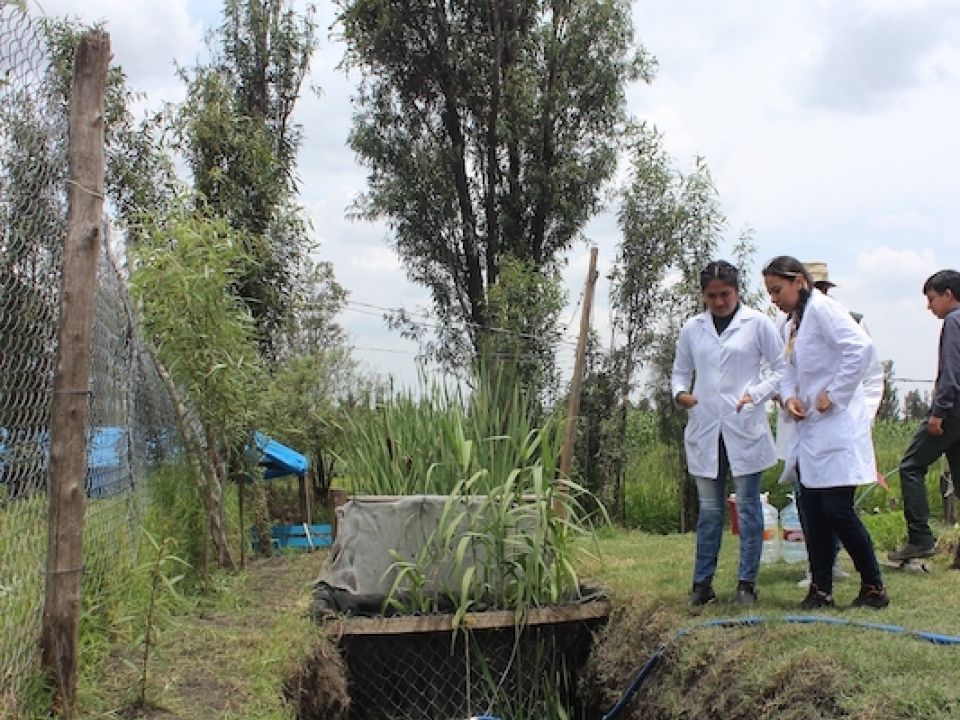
[152,358,236,571]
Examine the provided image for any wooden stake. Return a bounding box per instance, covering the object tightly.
[559,246,599,479]
[40,30,110,719]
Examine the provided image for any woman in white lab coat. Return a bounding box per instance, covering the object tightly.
[763,255,888,609]
[672,260,785,607]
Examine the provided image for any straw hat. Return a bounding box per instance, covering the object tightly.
[803,261,836,288]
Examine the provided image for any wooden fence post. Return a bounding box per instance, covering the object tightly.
[40,30,110,719]
[941,471,956,525]
[559,247,598,479]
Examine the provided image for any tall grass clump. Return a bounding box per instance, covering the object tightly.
[380,415,601,720]
[383,417,600,617]
[343,366,552,496]
[622,440,681,533]
[142,462,241,590]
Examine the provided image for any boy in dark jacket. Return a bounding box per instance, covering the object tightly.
[889,269,960,561]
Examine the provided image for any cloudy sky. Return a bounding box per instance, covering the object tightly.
[30,0,960,396]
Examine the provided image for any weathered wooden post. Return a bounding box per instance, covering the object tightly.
[941,471,956,525]
[39,30,110,719]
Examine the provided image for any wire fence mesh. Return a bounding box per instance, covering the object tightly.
[0,5,182,711]
[332,618,601,720]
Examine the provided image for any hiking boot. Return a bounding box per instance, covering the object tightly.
[799,584,834,609]
[851,583,889,609]
[688,582,716,607]
[887,542,936,562]
[734,580,757,607]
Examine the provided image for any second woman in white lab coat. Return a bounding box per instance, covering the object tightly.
[763,255,888,610]
[672,260,785,607]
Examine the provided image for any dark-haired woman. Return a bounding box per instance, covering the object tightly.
[763,255,888,609]
[672,260,785,607]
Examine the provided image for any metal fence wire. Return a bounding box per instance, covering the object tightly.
[334,620,600,720]
[0,5,182,711]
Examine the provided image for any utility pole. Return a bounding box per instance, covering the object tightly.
[559,246,599,479]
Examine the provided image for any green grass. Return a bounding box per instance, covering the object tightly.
[622,419,952,541]
[577,527,960,720]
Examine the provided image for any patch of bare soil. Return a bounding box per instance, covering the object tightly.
[579,601,850,720]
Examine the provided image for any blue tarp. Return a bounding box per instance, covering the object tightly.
[252,431,309,479]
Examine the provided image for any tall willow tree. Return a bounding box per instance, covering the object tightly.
[338,0,652,376]
[609,125,725,527]
[177,0,342,359]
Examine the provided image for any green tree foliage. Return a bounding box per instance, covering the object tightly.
[131,210,266,567]
[903,388,930,421]
[608,124,728,527]
[131,211,264,448]
[877,359,901,421]
[42,19,179,242]
[338,0,653,377]
[176,0,338,358]
[483,255,564,402]
[256,349,383,499]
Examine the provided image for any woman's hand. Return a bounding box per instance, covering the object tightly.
[785,396,806,421]
[815,391,833,413]
[677,392,698,409]
[735,393,753,413]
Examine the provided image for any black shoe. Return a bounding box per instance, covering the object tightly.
[851,583,889,609]
[887,542,936,562]
[688,582,716,607]
[734,580,757,607]
[799,583,834,609]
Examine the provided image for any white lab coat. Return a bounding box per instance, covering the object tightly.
[778,291,878,488]
[774,310,883,460]
[671,305,785,478]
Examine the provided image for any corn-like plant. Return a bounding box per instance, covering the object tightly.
[132,529,190,709]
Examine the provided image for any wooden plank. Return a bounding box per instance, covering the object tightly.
[343,494,540,504]
[327,598,610,636]
[279,537,332,549]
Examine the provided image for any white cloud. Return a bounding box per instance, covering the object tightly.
[26,0,960,395]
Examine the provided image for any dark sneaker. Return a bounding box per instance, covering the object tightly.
[887,543,936,562]
[851,583,889,609]
[799,584,834,610]
[734,581,757,607]
[688,582,716,607]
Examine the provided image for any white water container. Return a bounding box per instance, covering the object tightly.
[780,494,807,564]
[760,493,780,564]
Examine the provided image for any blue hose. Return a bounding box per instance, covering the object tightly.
[602,614,960,720]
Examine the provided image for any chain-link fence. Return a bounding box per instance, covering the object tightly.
[324,612,604,720]
[0,5,181,711]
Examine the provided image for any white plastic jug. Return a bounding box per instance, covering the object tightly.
[760,492,780,564]
[780,494,807,564]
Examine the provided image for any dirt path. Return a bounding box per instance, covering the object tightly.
[111,552,329,719]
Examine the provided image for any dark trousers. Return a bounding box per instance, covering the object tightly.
[899,417,960,547]
[798,484,882,593]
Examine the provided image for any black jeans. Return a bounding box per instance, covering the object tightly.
[798,484,882,593]
[899,416,960,547]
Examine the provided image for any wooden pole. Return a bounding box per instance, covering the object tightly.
[559,246,599,479]
[40,30,110,719]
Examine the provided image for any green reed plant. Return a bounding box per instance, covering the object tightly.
[382,418,602,618]
[343,366,549,496]
[133,529,189,710]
